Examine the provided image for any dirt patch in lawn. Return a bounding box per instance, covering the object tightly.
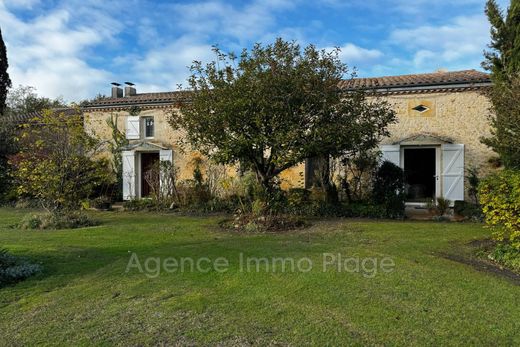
[218,214,311,233]
[438,250,520,286]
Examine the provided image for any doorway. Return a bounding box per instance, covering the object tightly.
[140,152,160,197]
[403,148,437,202]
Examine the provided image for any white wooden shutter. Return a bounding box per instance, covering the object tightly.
[122,151,136,200]
[126,116,140,140]
[159,149,173,193]
[380,145,401,167]
[160,149,173,163]
[441,144,465,201]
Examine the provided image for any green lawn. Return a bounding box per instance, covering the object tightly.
[0,208,518,346]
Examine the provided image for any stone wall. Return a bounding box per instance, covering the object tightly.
[84,89,496,197]
[380,91,495,171]
[375,90,497,200]
[84,108,200,181]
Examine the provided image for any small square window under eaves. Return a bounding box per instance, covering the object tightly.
[412,105,429,113]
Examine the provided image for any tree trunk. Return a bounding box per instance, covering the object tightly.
[317,155,339,204]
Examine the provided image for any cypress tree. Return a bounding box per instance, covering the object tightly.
[0,27,11,116]
[482,0,520,169]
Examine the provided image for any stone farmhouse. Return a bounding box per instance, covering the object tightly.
[83,69,495,204]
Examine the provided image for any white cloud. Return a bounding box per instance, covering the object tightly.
[1,0,303,99]
[123,36,215,92]
[388,14,490,71]
[0,0,501,100]
[2,0,41,9]
[171,0,296,43]
[320,43,383,76]
[0,1,121,101]
[336,43,383,64]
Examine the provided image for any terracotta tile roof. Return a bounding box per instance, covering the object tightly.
[85,91,192,110]
[339,69,491,91]
[84,70,491,110]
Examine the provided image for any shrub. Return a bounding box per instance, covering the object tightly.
[479,170,520,250]
[17,211,98,230]
[251,199,267,217]
[466,167,481,204]
[343,202,387,219]
[372,161,405,219]
[10,110,112,212]
[427,197,452,216]
[339,150,379,202]
[287,188,311,207]
[488,243,520,272]
[226,213,308,233]
[91,196,112,210]
[123,199,159,211]
[0,248,42,286]
[14,198,40,209]
[454,201,483,220]
[436,197,451,216]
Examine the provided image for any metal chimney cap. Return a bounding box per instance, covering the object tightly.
[111,82,121,86]
[124,82,135,86]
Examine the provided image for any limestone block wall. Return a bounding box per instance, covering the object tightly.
[84,107,306,189]
[84,108,199,181]
[380,91,496,175]
[84,89,496,196]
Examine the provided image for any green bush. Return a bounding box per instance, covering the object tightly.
[0,249,42,286]
[427,197,452,216]
[91,196,112,210]
[191,197,241,213]
[123,199,161,211]
[343,203,387,218]
[372,161,406,219]
[287,188,311,207]
[488,243,520,272]
[454,201,483,220]
[479,170,520,250]
[17,212,98,230]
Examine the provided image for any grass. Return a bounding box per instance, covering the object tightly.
[0,208,519,346]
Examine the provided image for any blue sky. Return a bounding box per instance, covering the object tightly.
[0,0,510,101]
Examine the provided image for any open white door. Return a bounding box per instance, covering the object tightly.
[380,145,401,167]
[122,151,136,200]
[441,144,464,201]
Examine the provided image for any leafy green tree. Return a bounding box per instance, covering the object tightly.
[5,85,65,117]
[482,0,520,169]
[10,109,110,212]
[0,27,10,116]
[0,86,67,203]
[106,113,129,200]
[170,39,396,195]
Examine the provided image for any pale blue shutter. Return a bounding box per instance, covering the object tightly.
[441,144,465,201]
[122,151,136,200]
[126,116,140,140]
[380,145,401,167]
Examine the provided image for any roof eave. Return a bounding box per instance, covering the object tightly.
[342,81,492,93]
[83,99,186,110]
